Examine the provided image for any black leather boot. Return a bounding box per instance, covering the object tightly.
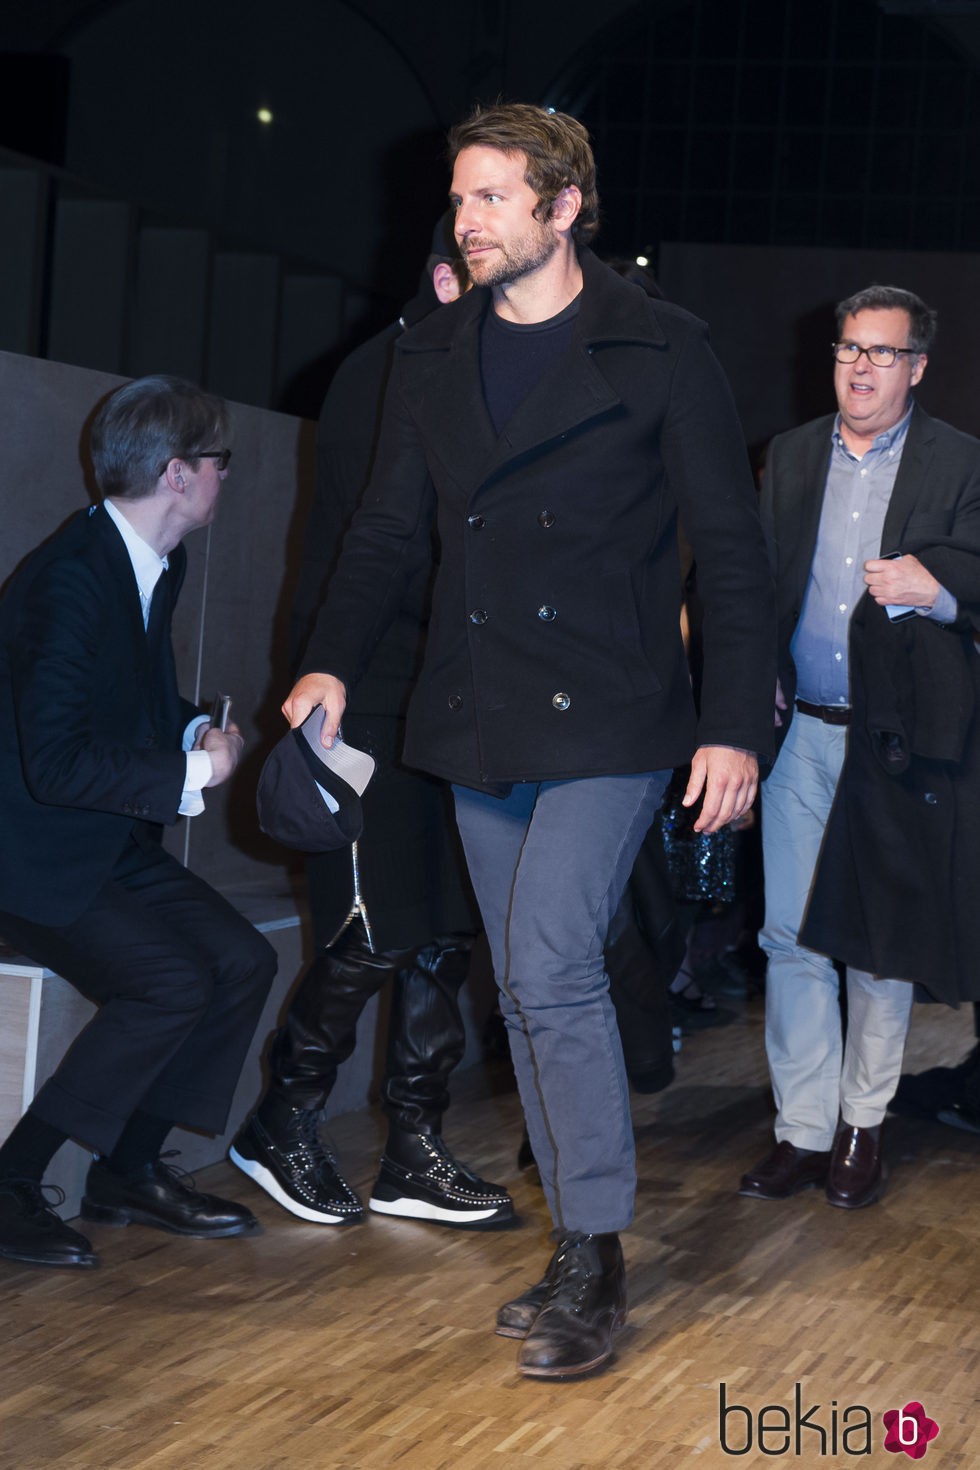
[515,1232,627,1377]
[381,935,471,1131]
[267,925,396,1108]
[496,1269,553,1338]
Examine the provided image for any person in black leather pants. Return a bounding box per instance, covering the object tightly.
[230,232,513,1230]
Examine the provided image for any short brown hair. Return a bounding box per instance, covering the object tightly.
[835,284,937,356]
[447,102,600,245]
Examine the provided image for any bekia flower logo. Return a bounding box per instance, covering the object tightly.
[882,1401,940,1459]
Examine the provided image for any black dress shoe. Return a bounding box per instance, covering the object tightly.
[516,1232,627,1378]
[825,1124,883,1209]
[937,1100,980,1135]
[739,1140,831,1199]
[0,1178,98,1269]
[81,1157,261,1237]
[889,1044,980,1120]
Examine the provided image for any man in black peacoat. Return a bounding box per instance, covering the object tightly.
[285,104,775,1378]
[741,285,980,1214]
[0,376,276,1270]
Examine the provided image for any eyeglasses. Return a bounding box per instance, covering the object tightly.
[831,343,920,368]
[196,449,233,470]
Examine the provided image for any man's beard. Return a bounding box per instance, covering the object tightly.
[464,220,559,288]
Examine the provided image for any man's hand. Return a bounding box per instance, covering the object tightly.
[864,554,941,610]
[682,746,759,834]
[774,677,788,728]
[282,673,347,746]
[197,720,245,787]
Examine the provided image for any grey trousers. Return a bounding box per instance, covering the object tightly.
[453,773,668,1234]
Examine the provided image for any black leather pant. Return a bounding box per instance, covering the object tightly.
[267,920,472,1132]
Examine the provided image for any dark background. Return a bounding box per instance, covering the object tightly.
[3,0,980,429]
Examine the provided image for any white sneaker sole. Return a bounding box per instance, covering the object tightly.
[228,1147,361,1225]
[368,1193,506,1224]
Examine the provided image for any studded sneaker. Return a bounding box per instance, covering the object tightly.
[229,1107,364,1225]
[369,1130,515,1229]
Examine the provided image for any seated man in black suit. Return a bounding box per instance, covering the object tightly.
[0,375,277,1270]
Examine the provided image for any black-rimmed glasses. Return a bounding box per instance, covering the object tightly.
[196,449,233,470]
[831,343,920,368]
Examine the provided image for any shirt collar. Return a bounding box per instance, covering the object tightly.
[832,401,914,458]
[104,497,169,603]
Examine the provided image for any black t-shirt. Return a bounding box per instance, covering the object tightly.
[479,294,582,434]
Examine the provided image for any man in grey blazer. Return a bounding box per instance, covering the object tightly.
[741,284,980,1211]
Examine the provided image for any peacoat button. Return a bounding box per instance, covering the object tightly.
[467,514,485,530]
[538,605,557,621]
[552,692,571,711]
[448,694,463,711]
[924,792,938,805]
[469,608,488,625]
[537,510,555,528]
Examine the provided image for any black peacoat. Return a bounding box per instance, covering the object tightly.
[305,248,776,789]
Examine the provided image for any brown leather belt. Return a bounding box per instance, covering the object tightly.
[796,698,850,726]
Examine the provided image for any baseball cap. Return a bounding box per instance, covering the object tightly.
[256,707,375,852]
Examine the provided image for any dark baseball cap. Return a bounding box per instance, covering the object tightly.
[256,707,375,852]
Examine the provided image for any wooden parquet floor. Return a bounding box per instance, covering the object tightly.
[2,993,979,1470]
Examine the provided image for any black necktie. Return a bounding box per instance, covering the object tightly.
[146,568,171,648]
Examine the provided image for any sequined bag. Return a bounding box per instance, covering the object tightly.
[658,789,736,904]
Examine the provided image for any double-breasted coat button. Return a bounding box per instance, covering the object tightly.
[448,694,463,711]
[552,692,571,711]
[538,605,557,621]
[467,514,485,530]
[469,608,488,624]
[537,510,555,528]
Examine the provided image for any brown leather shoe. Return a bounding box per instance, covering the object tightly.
[495,1275,552,1339]
[738,1140,831,1199]
[825,1124,883,1209]
[516,1232,627,1377]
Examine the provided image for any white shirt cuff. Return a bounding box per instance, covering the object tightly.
[180,749,213,817]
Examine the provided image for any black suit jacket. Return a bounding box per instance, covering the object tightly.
[0,504,199,926]
[304,248,775,789]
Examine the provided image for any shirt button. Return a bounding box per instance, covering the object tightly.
[467,514,485,530]
[852,511,860,520]
[469,609,488,625]
[835,651,843,661]
[552,692,571,711]
[538,510,555,528]
[839,603,847,613]
[845,556,853,566]
[538,605,557,621]
[448,694,463,711]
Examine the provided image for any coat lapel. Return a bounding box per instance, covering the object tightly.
[89,505,182,736]
[88,505,148,653]
[784,417,834,604]
[398,248,665,497]
[881,405,934,551]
